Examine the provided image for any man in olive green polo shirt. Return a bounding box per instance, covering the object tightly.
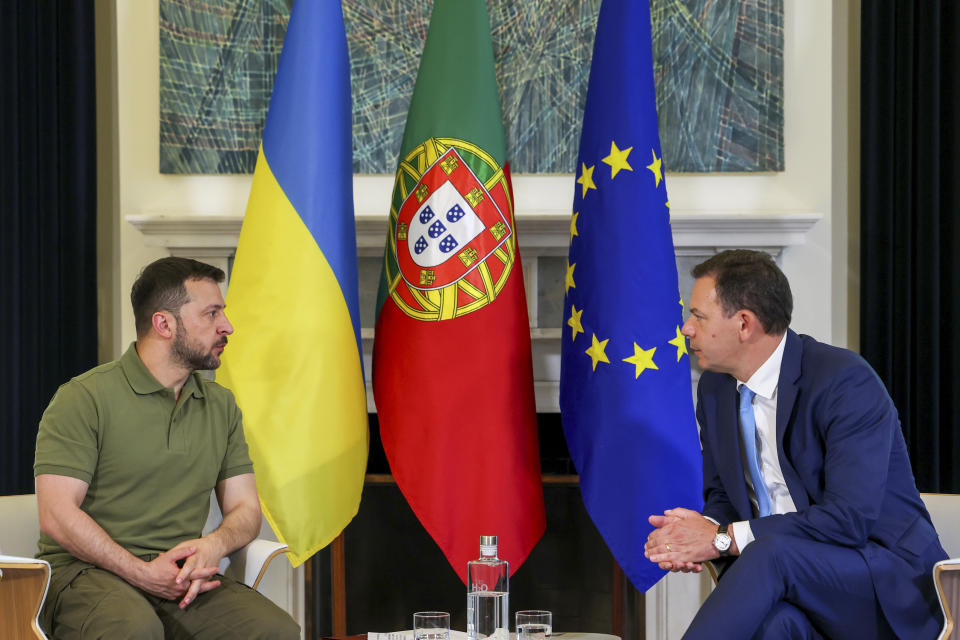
[34,257,299,639]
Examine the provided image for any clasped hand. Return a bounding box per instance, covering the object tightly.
[644,507,718,573]
[135,538,224,608]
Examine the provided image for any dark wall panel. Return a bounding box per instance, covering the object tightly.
[343,482,616,635]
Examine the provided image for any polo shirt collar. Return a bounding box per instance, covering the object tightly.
[121,342,165,395]
[184,372,206,399]
[120,342,206,399]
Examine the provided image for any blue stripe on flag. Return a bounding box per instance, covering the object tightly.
[261,0,361,348]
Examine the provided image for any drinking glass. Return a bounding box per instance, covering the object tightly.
[516,610,552,640]
[413,611,450,640]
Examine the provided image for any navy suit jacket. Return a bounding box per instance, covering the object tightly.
[698,330,946,639]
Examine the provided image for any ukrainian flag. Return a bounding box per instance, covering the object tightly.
[217,0,367,566]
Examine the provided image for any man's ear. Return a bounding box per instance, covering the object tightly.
[152,311,176,339]
[736,309,762,341]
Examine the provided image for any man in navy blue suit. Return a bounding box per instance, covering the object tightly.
[645,250,946,639]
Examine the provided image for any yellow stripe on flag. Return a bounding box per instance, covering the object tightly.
[218,149,368,566]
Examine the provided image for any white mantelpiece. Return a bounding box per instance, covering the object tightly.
[127,210,820,414]
[128,210,820,258]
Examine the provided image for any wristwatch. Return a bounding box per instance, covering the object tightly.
[712,524,732,557]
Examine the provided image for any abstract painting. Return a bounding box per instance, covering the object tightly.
[159,0,782,174]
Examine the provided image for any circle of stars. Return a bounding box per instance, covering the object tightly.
[566,139,686,379]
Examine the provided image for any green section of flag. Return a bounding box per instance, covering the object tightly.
[375,0,507,316]
[396,0,505,163]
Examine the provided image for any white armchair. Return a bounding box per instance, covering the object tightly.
[0,493,290,640]
[922,493,960,640]
[202,491,289,589]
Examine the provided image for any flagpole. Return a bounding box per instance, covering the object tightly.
[612,558,646,639]
[331,534,347,636]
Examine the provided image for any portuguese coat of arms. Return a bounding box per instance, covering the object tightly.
[385,137,518,321]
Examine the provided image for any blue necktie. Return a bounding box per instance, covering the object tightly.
[739,386,772,517]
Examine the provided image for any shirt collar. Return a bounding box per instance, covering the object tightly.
[737,332,788,400]
[121,342,165,395]
[120,342,206,399]
[184,372,206,399]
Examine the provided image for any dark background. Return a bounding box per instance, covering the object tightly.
[1,1,98,496]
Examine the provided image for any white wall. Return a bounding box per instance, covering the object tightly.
[112,0,253,354]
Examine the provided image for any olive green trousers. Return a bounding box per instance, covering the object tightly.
[43,563,300,639]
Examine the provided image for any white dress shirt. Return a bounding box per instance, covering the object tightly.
[730,332,796,551]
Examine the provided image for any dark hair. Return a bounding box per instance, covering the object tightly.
[130,257,225,337]
[691,249,792,335]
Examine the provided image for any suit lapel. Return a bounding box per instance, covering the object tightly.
[716,376,754,519]
[776,330,810,510]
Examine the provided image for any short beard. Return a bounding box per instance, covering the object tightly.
[171,323,224,372]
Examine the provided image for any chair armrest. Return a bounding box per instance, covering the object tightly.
[934,558,960,640]
[705,556,737,585]
[0,555,51,640]
[705,560,719,585]
[224,539,289,591]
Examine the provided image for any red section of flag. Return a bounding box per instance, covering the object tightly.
[374,168,544,581]
[373,0,545,582]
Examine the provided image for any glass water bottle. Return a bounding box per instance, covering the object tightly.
[466,535,509,640]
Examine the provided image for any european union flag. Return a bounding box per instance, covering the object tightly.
[559,0,703,592]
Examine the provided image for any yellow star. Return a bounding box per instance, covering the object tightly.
[679,295,684,307]
[585,333,610,371]
[570,211,579,242]
[602,141,633,179]
[668,325,688,362]
[567,305,584,341]
[646,149,663,187]
[623,343,658,378]
[577,163,597,198]
[565,262,576,293]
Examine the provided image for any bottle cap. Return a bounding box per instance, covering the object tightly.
[480,535,497,556]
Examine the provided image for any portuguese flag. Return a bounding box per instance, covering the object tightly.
[372,0,545,582]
